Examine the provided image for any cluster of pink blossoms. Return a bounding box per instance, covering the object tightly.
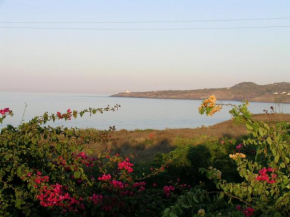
[256,167,277,184]
[0,108,10,116]
[89,194,103,205]
[237,205,255,217]
[57,109,72,120]
[118,158,134,173]
[34,171,49,185]
[163,185,175,198]
[111,180,125,189]
[98,174,112,181]
[243,207,255,217]
[132,181,146,191]
[37,183,84,211]
[28,171,84,212]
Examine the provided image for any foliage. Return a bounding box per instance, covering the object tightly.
[0,106,119,216]
[0,105,191,217]
[1,95,290,217]
[163,95,290,217]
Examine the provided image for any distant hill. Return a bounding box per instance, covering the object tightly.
[111,82,290,103]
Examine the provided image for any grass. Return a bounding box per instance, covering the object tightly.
[89,113,290,162]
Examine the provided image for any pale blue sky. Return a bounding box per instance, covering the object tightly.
[0,1,289,94]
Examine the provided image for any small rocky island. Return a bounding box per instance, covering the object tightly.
[111,82,290,103]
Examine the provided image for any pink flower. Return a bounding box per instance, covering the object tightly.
[89,194,103,205]
[98,174,111,182]
[0,108,10,115]
[132,182,146,191]
[243,207,254,217]
[236,144,243,151]
[66,109,72,120]
[256,167,277,184]
[179,184,187,188]
[111,180,124,189]
[77,152,88,160]
[37,183,83,211]
[57,112,62,119]
[163,185,175,198]
[118,160,134,173]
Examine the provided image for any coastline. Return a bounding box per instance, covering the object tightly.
[110,82,290,104]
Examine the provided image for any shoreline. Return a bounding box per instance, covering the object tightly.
[110,81,290,104]
[110,95,290,104]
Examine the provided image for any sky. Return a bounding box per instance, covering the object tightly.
[0,1,290,94]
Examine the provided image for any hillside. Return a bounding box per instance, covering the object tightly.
[111,82,290,103]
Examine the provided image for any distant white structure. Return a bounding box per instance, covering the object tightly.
[282,92,287,94]
[126,90,130,93]
[287,93,290,96]
[273,92,278,95]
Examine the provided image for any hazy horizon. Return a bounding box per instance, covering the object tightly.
[0,81,289,95]
[1,1,290,94]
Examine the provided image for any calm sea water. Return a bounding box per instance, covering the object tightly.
[0,92,289,130]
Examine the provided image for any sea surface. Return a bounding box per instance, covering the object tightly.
[0,92,289,130]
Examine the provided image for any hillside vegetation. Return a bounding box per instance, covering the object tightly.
[111,82,290,103]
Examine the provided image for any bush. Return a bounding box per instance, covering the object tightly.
[164,96,290,217]
[0,106,190,217]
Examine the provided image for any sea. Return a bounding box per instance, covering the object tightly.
[0,92,289,130]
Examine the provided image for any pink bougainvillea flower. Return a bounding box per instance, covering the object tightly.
[163,185,175,198]
[243,207,254,217]
[57,112,62,119]
[0,108,10,115]
[118,160,134,173]
[256,167,277,184]
[111,180,124,189]
[89,194,103,205]
[98,174,111,182]
[236,144,243,151]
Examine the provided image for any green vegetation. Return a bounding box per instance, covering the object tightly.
[0,98,290,216]
[111,82,290,103]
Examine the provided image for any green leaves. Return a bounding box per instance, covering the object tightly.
[258,127,267,137]
[73,171,81,179]
[274,155,280,163]
[198,98,290,215]
[15,198,24,209]
[267,137,273,145]
[246,123,253,131]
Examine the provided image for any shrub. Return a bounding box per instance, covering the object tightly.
[0,106,189,217]
[163,96,290,217]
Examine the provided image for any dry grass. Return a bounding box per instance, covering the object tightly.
[89,113,290,162]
